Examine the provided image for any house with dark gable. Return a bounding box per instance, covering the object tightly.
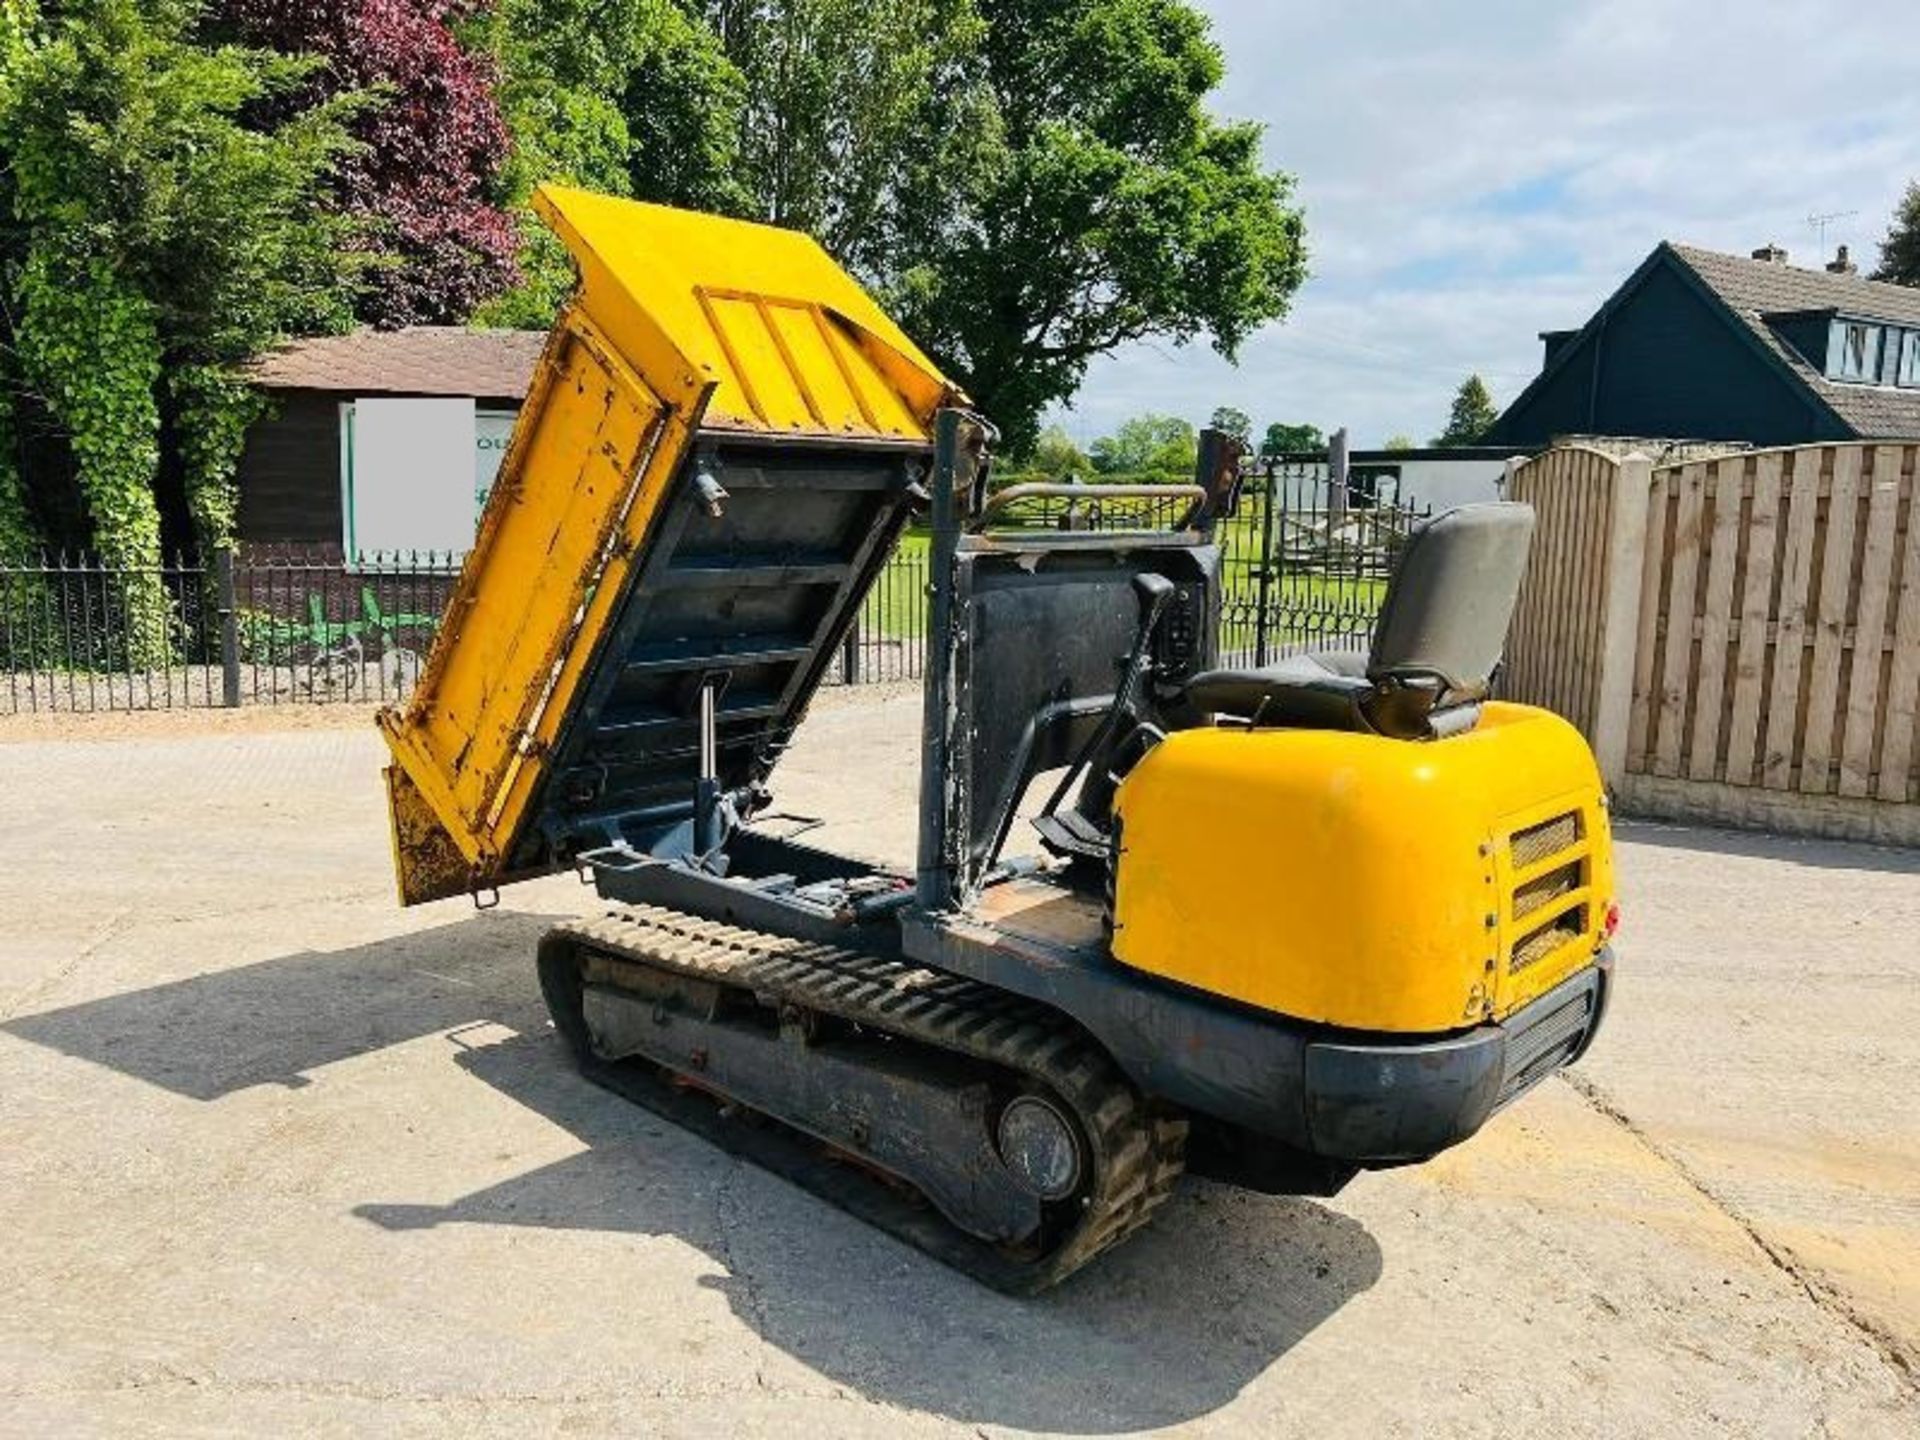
[1485,242,1920,448]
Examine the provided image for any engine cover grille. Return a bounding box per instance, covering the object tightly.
[1502,807,1593,982]
[1510,811,1581,870]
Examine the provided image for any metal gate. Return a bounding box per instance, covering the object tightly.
[1218,456,1429,668]
[2,461,1426,713]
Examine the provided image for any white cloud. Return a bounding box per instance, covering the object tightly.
[1051,0,1920,448]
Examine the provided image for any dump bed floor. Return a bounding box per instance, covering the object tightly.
[524,434,923,867]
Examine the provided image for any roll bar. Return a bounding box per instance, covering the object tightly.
[973,482,1208,532]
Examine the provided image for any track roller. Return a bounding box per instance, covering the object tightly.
[537,904,1186,1293]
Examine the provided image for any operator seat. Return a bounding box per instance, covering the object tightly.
[1181,502,1535,740]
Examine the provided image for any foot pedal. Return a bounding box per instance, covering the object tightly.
[1031,810,1110,860]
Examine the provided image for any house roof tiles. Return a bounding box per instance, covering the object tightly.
[1667,244,1920,438]
[248,326,545,400]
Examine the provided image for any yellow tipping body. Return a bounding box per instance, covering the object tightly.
[378,188,959,903]
[531,186,952,441]
[1109,702,1614,1033]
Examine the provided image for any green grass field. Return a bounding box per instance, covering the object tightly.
[857,518,1391,642]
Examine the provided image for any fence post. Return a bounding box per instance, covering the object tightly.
[1590,452,1652,787]
[841,620,860,686]
[1253,460,1277,668]
[1501,454,1523,498]
[1328,427,1350,526]
[216,547,241,708]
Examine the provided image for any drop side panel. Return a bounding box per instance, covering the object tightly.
[380,313,691,892]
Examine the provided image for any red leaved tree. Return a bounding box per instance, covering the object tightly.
[215,0,518,326]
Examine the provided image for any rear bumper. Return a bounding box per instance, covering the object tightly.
[900,900,1612,1177]
[1301,950,1613,1163]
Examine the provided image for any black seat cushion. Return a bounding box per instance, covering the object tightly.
[1181,650,1373,731]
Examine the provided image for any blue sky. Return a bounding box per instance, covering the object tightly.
[1051,0,1920,448]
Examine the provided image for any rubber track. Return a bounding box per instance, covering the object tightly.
[540,903,1186,1293]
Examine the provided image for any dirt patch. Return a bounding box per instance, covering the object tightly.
[0,701,386,744]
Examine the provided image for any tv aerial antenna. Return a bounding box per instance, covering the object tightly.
[1807,210,1858,250]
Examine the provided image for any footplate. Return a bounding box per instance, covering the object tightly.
[538,904,1186,1292]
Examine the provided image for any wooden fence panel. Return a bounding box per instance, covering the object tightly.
[1761,448,1824,790]
[1538,453,1572,719]
[1504,439,1920,836]
[1724,450,1782,786]
[1653,463,1706,777]
[1840,448,1904,797]
[1568,448,1608,730]
[1632,443,1920,807]
[1882,450,1920,803]
[1626,468,1669,772]
[1686,457,1738,780]
[1800,445,1863,794]
[1504,446,1620,735]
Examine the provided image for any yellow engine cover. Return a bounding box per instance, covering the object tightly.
[1109,702,1614,1033]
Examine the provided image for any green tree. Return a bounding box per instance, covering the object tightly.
[0,2,37,562]
[0,0,362,659]
[884,0,1307,454]
[483,1,1301,449]
[697,0,985,276]
[1209,406,1251,445]
[1434,374,1498,447]
[1023,424,1090,480]
[211,1,515,326]
[1089,414,1196,476]
[1382,434,1416,453]
[0,366,54,648]
[1260,421,1324,457]
[1872,179,1920,287]
[481,0,749,326]
[0,371,40,558]
[621,3,749,211]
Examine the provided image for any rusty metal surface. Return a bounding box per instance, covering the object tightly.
[383,765,472,906]
[380,192,965,903]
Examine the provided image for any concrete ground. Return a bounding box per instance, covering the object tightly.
[1,687,1916,1437]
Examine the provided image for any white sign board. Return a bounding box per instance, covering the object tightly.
[343,398,477,559]
[475,408,517,510]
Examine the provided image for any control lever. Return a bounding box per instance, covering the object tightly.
[1130,571,1176,626]
[1037,572,1176,824]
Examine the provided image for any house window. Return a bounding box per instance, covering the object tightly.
[1899,330,1920,389]
[1830,320,1880,382]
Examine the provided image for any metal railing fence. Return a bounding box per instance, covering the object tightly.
[1,546,462,714]
[3,465,1420,714]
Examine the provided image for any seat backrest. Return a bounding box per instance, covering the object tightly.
[1367,502,1535,699]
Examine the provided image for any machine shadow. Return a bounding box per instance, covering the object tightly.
[7,916,1382,1431]
[358,1029,1385,1434]
[1,909,563,1099]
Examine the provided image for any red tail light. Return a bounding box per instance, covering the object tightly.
[1602,900,1621,938]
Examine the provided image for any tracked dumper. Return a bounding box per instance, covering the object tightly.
[380,186,1618,1292]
